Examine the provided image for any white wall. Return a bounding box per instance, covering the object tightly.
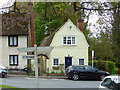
[47,19,89,72]
[0,36,28,69]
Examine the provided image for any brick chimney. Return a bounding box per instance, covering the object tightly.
[50,29,54,35]
[77,13,84,32]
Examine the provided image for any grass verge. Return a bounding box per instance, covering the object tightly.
[0,84,26,90]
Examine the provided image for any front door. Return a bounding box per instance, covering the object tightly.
[65,57,72,69]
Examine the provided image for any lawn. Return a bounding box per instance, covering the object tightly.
[0,85,26,90]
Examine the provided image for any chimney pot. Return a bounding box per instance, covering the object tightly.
[77,18,84,32]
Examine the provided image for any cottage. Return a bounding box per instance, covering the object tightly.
[41,18,89,73]
[0,13,29,70]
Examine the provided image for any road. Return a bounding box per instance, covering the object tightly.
[0,77,101,88]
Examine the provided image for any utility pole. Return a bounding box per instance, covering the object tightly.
[28,1,36,73]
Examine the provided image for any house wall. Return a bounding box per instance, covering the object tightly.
[0,36,27,69]
[47,19,89,73]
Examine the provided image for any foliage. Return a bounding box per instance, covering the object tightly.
[106,61,115,74]
[89,60,98,67]
[51,71,55,74]
[113,67,119,75]
[33,2,92,46]
[96,60,106,71]
[89,60,116,74]
[59,64,64,73]
[52,66,60,70]
[28,71,35,76]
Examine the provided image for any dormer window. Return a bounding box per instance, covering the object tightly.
[8,36,18,46]
[63,36,76,45]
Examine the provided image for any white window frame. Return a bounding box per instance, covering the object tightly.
[62,36,76,45]
[8,36,18,46]
[9,55,18,66]
[78,58,85,65]
[52,58,59,66]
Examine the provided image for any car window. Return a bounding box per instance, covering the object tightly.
[101,78,113,87]
[67,66,73,69]
[74,66,85,70]
[85,66,96,71]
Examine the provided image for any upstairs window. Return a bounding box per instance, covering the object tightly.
[63,36,76,45]
[8,36,18,46]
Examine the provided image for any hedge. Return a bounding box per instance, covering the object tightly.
[89,60,116,74]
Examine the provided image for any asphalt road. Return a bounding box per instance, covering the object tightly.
[0,77,101,88]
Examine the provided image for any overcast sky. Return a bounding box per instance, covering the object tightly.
[0,0,9,8]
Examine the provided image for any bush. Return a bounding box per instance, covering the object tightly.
[113,67,118,75]
[89,60,116,74]
[28,71,35,76]
[106,61,115,74]
[89,60,98,67]
[96,60,106,71]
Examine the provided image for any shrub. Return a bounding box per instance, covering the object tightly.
[59,64,64,73]
[113,67,119,75]
[89,60,116,74]
[96,60,106,71]
[88,60,98,67]
[28,71,35,76]
[106,61,115,74]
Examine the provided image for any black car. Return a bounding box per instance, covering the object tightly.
[65,65,110,81]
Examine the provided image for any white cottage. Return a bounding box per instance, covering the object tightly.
[0,13,29,69]
[41,18,89,73]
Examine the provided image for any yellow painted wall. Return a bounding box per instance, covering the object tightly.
[47,19,89,73]
[0,36,27,69]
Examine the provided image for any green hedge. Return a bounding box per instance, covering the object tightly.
[113,67,118,74]
[106,61,115,74]
[89,60,116,74]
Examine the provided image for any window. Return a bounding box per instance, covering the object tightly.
[63,36,76,45]
[85,66,96,71]
[53,58,59,66]
[75,66,85,70]
[8,36,18,46]
[9,55,18,66]
[79,59,84,65]
[101,78,113,87]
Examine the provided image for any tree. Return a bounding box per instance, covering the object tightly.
[111,2,120,67]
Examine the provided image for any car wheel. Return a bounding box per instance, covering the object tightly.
[2,73,7,78]
[100,75,105,81]
[68,77,72,80]
[72,74,79,81]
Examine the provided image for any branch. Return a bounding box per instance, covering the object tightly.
[0,5,13,10]
[76,6,119,11]
[49,2,58,17]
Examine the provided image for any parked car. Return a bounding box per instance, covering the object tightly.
[65,65,110,81]
[0,65,7,78]
[99,76,120,90]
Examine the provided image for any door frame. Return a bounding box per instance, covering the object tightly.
[65,57,73,69]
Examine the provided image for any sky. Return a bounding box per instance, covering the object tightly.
[0,0,15,13]
[0,0,10,8]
